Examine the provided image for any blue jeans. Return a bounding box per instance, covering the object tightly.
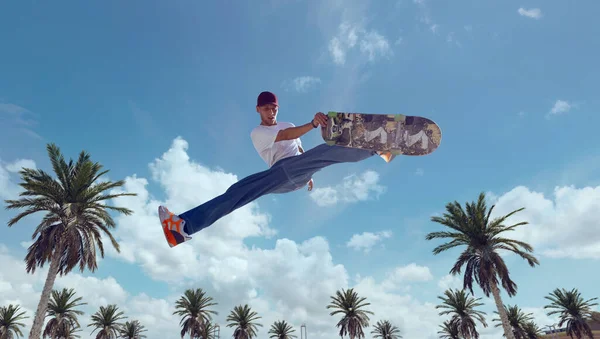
[179,143,375,234]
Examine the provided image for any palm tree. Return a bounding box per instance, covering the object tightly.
[437,320,461,339]
[0,304,28,339]
[327,288,374,339]
[57,323,82,339]
[425,192,539,339]
[226,304,262,339]
[4,143,135,339]
[42,288,86,338]
[492,304,533,339]
[522,321,543,339]
[173,288,218,338]
[436,288,487,339]
[268,320,297,339]
[118,320,147,339]
[197,322,216,339]
[370,320,402,339]
[544,288,599,339]
[88,304,127,338]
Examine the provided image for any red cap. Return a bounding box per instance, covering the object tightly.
[257,91,278,107]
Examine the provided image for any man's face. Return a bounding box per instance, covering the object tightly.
[257,103,278,126]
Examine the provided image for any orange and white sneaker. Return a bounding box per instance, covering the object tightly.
[158,206,191,247]
[378,151,397,163]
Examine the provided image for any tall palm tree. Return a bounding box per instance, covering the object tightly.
[425,192,539,339]
[88,304,127,339]
[326,288,374,339]
[4,143,135,339]
[226,304,262,339]
[492,304,533,339]
[437,320,461,339]
[173,288,218,338]
[42,288,86,339]
[268,320,296,339]
[118,320,147,339]
[0,304,28,339]
[521,321,543,339]
[544,288,599,339]
[370,320,402,339]
[436,288,487,339]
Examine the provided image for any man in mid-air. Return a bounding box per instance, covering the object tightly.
[158,91,391,247]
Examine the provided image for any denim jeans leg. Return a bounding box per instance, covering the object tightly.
[283,143,376,183]
[178,143,375,234]
[178,165,292,234]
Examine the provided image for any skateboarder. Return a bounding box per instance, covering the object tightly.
[158,91,388,247]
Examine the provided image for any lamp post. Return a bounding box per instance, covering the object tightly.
[301,323,307,339]
[543,324,558,339]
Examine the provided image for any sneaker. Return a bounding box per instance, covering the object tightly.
[158,206,191,247]
[378,151,397,163]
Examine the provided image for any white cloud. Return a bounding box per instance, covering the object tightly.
[328,22,391,65]
[384,263,433,285]
[547,99,572,117]
[347,230,392,253]
[309,170,386,207]
[0,158,36,200]
[518,7,542,19]
[0,102,41,139]
[437,274,463,291]
[284,76,322,92]
[489,185,600,259]
[352,276,440,338]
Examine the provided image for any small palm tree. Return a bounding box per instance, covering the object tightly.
[173,288,218,338]
[544,288,599,339]
[370,320,402,339]
[197,322,216,339]
[425,192,539,339]
[492,304,532,339]
[118,320,147,339]
[88,304,127,338]
[438,320,461,339]
[226,304,262,339]
[4,143,135,339]
[521,321,543,339]
[42,288,86,338]
[436,288,487,339]
[268,320,296,339]
[327,288,374,339]
[58,323,82,339]
[0,304,28,338]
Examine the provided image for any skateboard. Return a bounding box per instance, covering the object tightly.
[321,111,442,156]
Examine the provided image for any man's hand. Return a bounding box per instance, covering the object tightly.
[308,178,314,191]
[312,112,327,127]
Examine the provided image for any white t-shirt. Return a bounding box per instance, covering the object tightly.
[251,122,302,167]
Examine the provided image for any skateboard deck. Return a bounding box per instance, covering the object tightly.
[321,111,442,156]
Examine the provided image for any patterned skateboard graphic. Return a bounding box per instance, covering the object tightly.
[321,111,442,156]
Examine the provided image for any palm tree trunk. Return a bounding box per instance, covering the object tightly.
[490,280,516,339]
[28,247,61,339]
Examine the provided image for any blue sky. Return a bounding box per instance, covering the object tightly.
[1,0,599,338]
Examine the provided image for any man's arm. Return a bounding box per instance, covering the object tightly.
[275,112,327,142]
